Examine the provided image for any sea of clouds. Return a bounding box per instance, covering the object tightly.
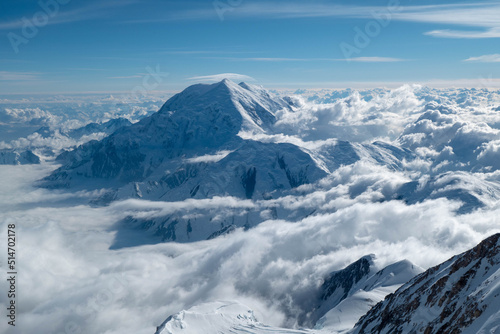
[1,86,500,334]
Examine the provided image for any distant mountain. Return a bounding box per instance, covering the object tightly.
[352,233,500,334]
[0,149,40,165]
[40,80,494,243]
[66,117,132,139]
[35,118,132,140]
[40,80,326,201]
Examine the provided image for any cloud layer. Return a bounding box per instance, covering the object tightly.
[1,85,500,334]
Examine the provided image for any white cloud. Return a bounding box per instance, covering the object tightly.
[464,54,500,63]
[274,84,422,142]
[0,1,138,30]
[187,73,256,83]
[0,71,40,81]
[2,86,500,334]
[2,163,500,334]
[185,150,233,163]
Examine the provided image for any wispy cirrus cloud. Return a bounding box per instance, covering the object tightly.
[0,71,40,81]
[107,75,145,79]
[464,54,500,63]
[138,1,500,39]
[205,57,406,62]
[345,57,406,62]
[187,73,256,82]
[0,0,137,30]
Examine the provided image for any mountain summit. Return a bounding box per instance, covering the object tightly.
[42,80,297,186]
[159,79,285,134]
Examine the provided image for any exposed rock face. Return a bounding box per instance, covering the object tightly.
[352,233,500,334]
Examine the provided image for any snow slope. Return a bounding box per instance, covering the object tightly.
[352,233,500,334]
[154,301,319,334]
[312,256,423,331]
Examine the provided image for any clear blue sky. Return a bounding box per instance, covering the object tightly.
[0,0,499,93]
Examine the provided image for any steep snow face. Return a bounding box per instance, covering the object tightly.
[309,255,423,330]
[352,233,500,334]
[158,79,285,135]
[313,255,377,325]
[315,259,423,332]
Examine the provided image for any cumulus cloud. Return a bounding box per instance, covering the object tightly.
[274,85,422,142]
[2,86,500,334]
[1,107,59,126]
[2,163,500,334]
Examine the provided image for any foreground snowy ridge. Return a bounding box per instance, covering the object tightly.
[352,233,500,334]
[154,234,500,334]
[153,255,423,333]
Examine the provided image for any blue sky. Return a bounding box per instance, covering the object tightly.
[0,0,499,93]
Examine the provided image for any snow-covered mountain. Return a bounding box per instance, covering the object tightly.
[39,80,497,244]
[42,80,416,196]
[153,234,500,334]
[315,259,423,332]
[41,79,324,194]
[0,149,40,165]
[352,233,500,334]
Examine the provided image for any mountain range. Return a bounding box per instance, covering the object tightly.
[38,79,493,243]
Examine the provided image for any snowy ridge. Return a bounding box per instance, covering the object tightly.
[352,233,500,334]
[0,149,40,165]
[153,235,500,334]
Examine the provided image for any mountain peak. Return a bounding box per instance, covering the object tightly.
[160,79,288,133]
